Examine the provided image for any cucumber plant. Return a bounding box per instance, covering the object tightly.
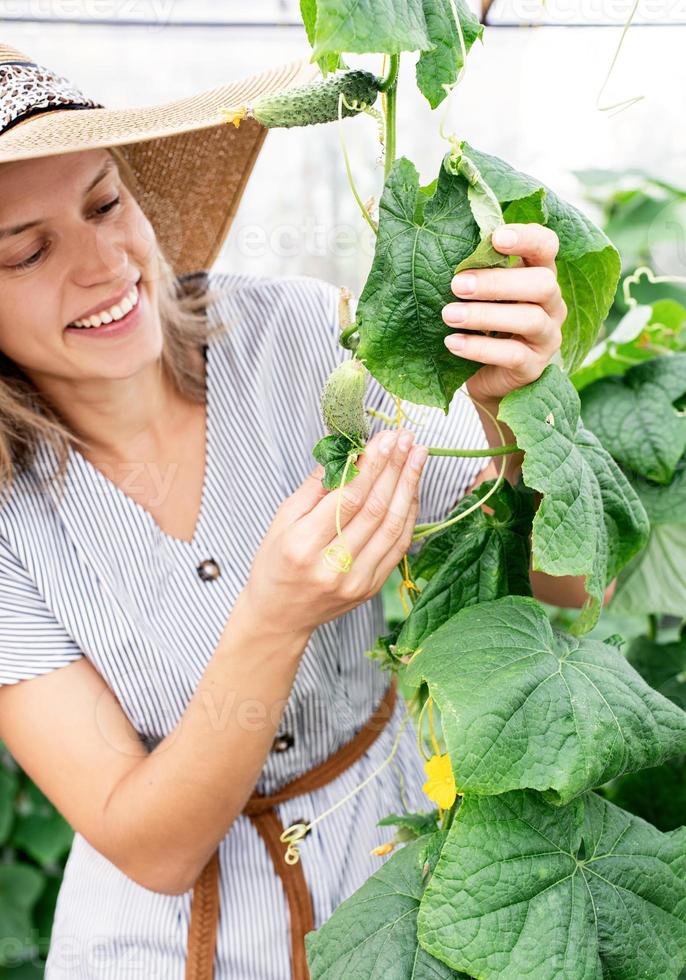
[235,3,686,976]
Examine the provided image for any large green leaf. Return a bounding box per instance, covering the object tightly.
[627,454,686,525]
[396,480,535,658]
[416,0,483,109]
[627,631,686,710]
[571,302,686,392]
[611,523,686,618]
[311,0,431,58]
[306,832,466,979]
[607,631,686,832]
[498,364,650,631]
[580,354,686,485]
[355,157,481,411]
[417,790,686,980]
[461,141,622,372]
[0,864,44,966]
[404,595,686,803]
[0,767,17,844]
[300,0,341,73]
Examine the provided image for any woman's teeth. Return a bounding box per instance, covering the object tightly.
[70,283,139,329]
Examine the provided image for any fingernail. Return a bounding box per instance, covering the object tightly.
[443,303,467,324]
[451,273,476,295]
[445,334,466,351]
[379,431,396,455]
[493,226,518,248]
[410,445,428,470]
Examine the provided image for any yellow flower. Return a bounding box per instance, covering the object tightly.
[219,106,248,128]
[370,841,396,857]
[422,753,457,809]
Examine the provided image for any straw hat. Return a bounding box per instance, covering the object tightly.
[0,43,320,277]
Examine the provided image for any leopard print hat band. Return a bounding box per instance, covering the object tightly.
[0,53,104,135]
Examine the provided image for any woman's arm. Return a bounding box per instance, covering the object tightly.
[0,431,428,897]
[0,590,310,896]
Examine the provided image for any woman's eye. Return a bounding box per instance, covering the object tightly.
[94,196,121,216]
[8,197,121,271]
[11,246,47,270]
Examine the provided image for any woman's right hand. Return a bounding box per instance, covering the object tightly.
[242,428,428,637]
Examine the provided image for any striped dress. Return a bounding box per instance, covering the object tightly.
[0,270,491,979]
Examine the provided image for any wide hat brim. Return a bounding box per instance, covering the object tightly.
[0,49,320,277]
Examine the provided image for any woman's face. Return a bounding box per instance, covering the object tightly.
[0,147,162,387]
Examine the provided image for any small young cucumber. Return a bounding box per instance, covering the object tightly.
[250,69,381,129]
[320,358,370,444]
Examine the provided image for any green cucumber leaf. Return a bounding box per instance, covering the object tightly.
[445,150,510,274]
[396,480,535,659]
[312,433,364,489]
[355,157,481,412]
[568,301,686,392]
[626,632,686,710]
[611,522,686,618]
[627,453,686,525]
[460,141,622,372]
[417,790,686,980]
[404,595,686,803]
[580,354,686,485]
[300,0,341,73]
[410,478,536,582]
[311,0,431,59]
[306,831,467,979]
[605,632,685,834]
[416,0,483,109]
[0,768,17,845]
[604,756,686,834]
[0,864,44,963]
[377,811,441,839]
[365,620,405,673]
[498,364,650,632]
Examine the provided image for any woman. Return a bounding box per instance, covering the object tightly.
[0,42,591,980]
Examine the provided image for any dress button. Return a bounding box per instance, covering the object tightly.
[197,558,221,581]
[271,732,295,753]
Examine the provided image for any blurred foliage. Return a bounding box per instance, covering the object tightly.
[0,743,73,975]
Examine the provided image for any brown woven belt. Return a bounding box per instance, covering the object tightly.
[185,678,398,980]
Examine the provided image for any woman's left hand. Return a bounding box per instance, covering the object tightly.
[441,223,567,405]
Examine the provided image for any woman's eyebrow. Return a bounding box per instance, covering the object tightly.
[0,159,116,241]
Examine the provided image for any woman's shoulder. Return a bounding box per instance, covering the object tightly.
[204,269,341,335]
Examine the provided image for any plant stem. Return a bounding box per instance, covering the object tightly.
[383,55,399,181]
[648,613,659,642]
[377,54,399,93]
[427,444,518,458]
[442,798,459,832]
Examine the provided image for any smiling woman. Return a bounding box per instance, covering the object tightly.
[0,146,226,501]
[0,40,500,980]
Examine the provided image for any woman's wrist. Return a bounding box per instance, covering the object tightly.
[229,587,313,660]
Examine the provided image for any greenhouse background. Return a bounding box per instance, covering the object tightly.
[0,1,685,976]
[3,0,686,291]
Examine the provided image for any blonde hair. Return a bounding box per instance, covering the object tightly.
[0,145,230,505]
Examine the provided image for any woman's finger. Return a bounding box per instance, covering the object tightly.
[450,266,563,317]
[351,443,427,574]
[443,332,551,377]
[298,428,400,551]
[370,486,420,593]
[442,300,555,346]
[332,429,417,559]
[491,223,560,271]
